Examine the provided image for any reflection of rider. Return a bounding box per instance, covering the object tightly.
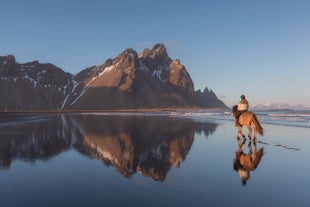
[233,139,264,186]
[234,95,249,127]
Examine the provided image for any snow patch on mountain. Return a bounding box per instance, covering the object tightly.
[139,60,149,72]
[151,67,168,83]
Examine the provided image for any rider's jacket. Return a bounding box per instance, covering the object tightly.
[237,99,249,111]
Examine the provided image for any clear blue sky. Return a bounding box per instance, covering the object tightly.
[1,0,310,107]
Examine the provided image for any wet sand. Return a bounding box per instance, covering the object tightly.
[0,113,309,207]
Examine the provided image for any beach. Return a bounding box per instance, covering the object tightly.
[0,111,309,207]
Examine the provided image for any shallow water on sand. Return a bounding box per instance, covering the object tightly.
[0,113,309,207]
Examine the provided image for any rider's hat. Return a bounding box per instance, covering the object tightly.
[240,95,245,100]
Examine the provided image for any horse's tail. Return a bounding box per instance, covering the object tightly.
[252,113,264,136]
[252,148,264,169]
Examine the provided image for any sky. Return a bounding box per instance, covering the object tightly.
[1,0,310,107]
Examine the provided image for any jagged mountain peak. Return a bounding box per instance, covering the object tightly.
[195,87,228,109]
[139,43,170,65]
[0,44,228,110]
[0,55,21,77]
[202,87,209,93]
[202,87,215,95]
[0,55,16,64]
[122,48,138,55]
[151,43,168,57]
[114,48,139,72]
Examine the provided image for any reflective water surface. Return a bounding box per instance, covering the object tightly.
[0,113,309,207]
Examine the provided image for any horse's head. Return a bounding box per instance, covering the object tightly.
[232,105,238,114]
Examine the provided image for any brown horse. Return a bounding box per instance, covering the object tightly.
[232,105,264,139]
[233,139,264,185]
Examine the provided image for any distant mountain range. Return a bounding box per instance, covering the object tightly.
[251,103,308,110]
[0,43,227,111]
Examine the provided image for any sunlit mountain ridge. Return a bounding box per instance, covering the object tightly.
[0,44,227,111]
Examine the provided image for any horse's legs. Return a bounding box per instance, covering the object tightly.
[253,125,257,140]
[238,126,245,138]
[253,130,257,140]
[237,126,241,139]
[247,125,252,139]
[248,141,253,156]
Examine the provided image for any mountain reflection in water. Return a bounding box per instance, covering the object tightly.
[0,114,217,181]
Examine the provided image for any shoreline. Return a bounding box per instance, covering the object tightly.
[0,107,227,114]
[1,109,309,129]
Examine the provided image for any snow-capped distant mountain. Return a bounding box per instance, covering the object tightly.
[251,103,308,110]
[0,43,228,111]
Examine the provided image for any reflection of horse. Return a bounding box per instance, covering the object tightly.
[233,139,264,185]
[232,105,264,139]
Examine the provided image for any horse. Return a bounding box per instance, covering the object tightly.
[232,105,264,139]
[233,139,264,185]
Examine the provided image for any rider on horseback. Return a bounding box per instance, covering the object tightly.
[234,95,249,127]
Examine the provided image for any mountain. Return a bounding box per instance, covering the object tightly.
[0,55,73,110]
[0,44,228,111]
[251,103,308,110]
[64,44,198,109]
[195,87,227,108]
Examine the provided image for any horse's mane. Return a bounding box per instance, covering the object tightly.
[232,105,238,115]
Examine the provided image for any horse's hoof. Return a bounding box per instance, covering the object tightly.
[242,135,246,138]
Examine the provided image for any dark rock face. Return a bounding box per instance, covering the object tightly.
[0,44,228,111]
[66,44,200,110]
[0,55,73,110]
[195,87,227,108]
[139,44,194,94]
